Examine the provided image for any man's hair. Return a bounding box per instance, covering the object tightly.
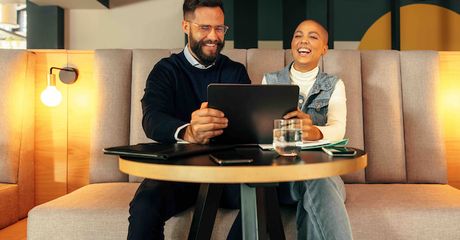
[183,0,224,20]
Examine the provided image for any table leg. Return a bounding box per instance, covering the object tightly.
[241,184,286,240]
[255,187,269,239]
[264,187,286,240]
[241,183,259,240]
[188,183,223,240]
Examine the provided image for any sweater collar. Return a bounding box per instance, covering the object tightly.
[290,65,319,83]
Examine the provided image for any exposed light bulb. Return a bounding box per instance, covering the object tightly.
[40,74,62,107]
[41,86,62,107]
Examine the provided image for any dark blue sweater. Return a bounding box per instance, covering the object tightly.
[141,51,251,143]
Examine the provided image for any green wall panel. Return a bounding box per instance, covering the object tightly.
[283,0,307,49]
[306,0,328,30]
[258,0,282,41]
[234,0,258,48]
[27,0,64,49]
[334,0,390,41]
[222,0,234,40]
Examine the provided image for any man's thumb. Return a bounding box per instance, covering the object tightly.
[200,102,208,109]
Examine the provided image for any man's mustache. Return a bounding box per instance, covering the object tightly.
[201,39,223,45]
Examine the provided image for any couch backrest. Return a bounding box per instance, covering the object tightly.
[90,49,446,184]
[0,49,35,217]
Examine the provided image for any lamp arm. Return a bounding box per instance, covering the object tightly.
[49,67,78,75]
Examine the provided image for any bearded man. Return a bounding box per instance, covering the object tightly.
[127,0,250,239]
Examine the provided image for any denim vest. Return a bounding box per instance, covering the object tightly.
[264,63,339,126]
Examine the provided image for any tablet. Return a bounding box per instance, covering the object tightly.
[208,84,299,144]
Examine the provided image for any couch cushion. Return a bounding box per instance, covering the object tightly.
[91,50,133,183]
[0,50,29,184]
[27,182,460,240]
[129,50,171,182]
[400,51,447,183]
[323,50,365,183]
[27,182,298,239]
[28,183,138,240]
[222,49,247,68]
[17,51,35,219]
[361,51,407,183]
[346,184,460,240]
[247,49,285,84]
[0,184,18,229]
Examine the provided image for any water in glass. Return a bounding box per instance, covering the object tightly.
[273,119,302,156]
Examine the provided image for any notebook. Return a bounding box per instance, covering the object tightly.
[258,139,349,150]
[103,142,235,160]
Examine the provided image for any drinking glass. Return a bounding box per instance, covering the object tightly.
[273,119,302,156]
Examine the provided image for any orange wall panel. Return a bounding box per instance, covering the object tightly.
[439,52,460,190]
[34,51,94,204]
[34,52,69,205]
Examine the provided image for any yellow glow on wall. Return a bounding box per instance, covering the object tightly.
[34,50,95,204]
[360,4,460,50]
[439,52,460,189]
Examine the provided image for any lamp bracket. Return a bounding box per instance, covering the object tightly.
[49,67,78,84]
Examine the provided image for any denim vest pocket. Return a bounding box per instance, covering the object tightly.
[304,99,329,126]
[306,98,329,111]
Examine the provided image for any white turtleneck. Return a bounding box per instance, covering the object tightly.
[262,65,347,141]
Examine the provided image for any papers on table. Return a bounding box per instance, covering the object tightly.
[259,139,349,150]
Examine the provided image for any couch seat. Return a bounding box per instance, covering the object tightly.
[346,184,460,240]
[27,183,460,240]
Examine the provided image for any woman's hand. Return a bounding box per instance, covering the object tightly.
[283,109,323,141]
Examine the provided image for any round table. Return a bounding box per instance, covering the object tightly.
[119,147,367,240]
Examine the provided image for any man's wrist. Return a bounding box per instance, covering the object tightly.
[174,123,190,141]
[178,126,187,140]
[183,125,198,143]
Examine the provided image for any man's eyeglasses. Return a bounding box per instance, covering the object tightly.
[188,21,229,35]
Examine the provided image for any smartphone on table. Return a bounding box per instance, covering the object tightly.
[209,150,254,165]
[321,146,357,157]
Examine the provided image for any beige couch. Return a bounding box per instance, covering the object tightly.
[28,49,460,239]
[0,50,35,229]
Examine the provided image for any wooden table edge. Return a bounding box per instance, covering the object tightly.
[119,153,367,183]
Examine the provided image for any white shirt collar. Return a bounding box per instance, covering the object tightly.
[183,45,215,69]
[290,65,319,83]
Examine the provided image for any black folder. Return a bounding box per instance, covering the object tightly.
[103,143,235,160]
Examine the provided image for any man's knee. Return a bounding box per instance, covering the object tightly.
[130,185,163,220]
[129,180,176,220]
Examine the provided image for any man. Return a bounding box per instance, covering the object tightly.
[128,0,250,239]
[262,20,353,239]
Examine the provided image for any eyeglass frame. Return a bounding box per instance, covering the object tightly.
[186,21,229,35]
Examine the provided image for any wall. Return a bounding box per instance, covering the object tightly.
[64,0,184,50]
[34,0,458,50]
[27,0,64,49]
[360,4,460,50]
[439,52,460,189]
[34,50,94,204]
[225,0,460,50]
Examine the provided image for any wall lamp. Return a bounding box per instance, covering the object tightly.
[40,67,78,107]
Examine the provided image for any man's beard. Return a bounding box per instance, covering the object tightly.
[189,32,225,66]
